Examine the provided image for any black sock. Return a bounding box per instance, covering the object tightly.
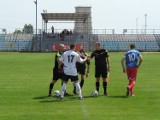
[73,86,76,91]
[49,83,54,94]
[80,79,84,89]
[103,82,107,94]
[96,82,100,92]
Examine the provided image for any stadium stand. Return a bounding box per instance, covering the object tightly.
[0,31,160,52]
[154,34,160,47]
[99,34,160,52]
[0,34,33,51]
[39,33,97,51]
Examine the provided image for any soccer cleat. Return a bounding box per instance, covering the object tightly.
[126,87,130,96]
[48,94,51,97]
[64,92,70,96]
[79,96,84,100]
[60,96,64,101]
[131,94,135,96]
[73,90,77,95]
[104,92,109,96]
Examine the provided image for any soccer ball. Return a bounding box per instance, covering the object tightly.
[91,90,99,97]
[54,90,61,97]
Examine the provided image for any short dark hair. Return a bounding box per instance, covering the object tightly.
[70,44,75,49]
[130,44,136,49]
[95,42,101,46]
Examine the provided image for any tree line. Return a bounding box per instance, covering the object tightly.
[13,24,34,34]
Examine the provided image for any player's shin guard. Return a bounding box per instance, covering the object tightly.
[80,79,84,89]
[49,83,54,95]
[61,83,67,98]
[75,82,82,98]
[96,82,100,92]
[103,82,107,95]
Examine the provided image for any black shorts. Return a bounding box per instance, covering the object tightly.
[95,65,108,78]
[52,68,63,81]
[77,63,86,75]
[62,73,78,82]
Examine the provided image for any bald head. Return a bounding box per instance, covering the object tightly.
[59,44,65,51]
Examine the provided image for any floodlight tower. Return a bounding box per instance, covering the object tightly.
[144,13,147,34]
[136,18,139,34]
[34,0,37,36]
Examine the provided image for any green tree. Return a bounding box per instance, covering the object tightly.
[13,29,22,34]
[22,24,34,34]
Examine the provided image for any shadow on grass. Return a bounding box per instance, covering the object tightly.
[32,96,49,99]
[83,95,100,98]
[40,99,67,103]
[108,95,128,98]
[39,97,80,103]
[32,93,74,100]
[33,95,128,103]
[33,95,81,103]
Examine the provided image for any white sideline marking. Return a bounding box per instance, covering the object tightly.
[80,101,90,120]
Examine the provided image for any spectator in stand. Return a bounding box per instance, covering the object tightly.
[69,30,72,35]
[51,26,54,34]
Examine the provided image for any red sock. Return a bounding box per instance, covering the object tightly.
[130,87,134,94]
[128,81,135,93]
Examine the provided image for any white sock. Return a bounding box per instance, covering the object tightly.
[61,83,67,98]
[75,82,82,98]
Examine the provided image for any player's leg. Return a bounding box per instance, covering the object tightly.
[130,67,138,96]
[61,81,70,96]
[80,66,85,89]
[126,67,131,96]
[80,74,85,88]
[61,81,68,99]
[73,63,80,94]
[96,78,100,92]
[60,74,69,99]
[73,75,84,94]
[102,78,108,96]
[102,67,108,96]
[95,67,100,92]
[127,67,137,96]
[128,80,136,95]
[48,68,59,96]
[73,82,77,94]
[71,76,83,99]
[74,81,83,99]
[48,80,57,96]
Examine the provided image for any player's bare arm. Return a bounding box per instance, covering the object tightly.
[57,59,63,73]
[80,56,88,64]
[121,57,126,73]
[106,57,110,71]
[86,63,90,78]
[137,56,143,68]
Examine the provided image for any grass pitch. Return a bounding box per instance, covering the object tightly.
[0,52,160,120]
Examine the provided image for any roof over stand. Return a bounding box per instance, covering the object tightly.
[41,13,89,22]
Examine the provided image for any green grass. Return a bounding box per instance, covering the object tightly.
[0,52,160,120]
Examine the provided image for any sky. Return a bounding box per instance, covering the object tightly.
[0,0,160,33]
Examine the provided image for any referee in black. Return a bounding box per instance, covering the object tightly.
[48,44,68,97]
[90,42,110,96]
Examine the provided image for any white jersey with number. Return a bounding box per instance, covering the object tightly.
[59,50,84,76]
